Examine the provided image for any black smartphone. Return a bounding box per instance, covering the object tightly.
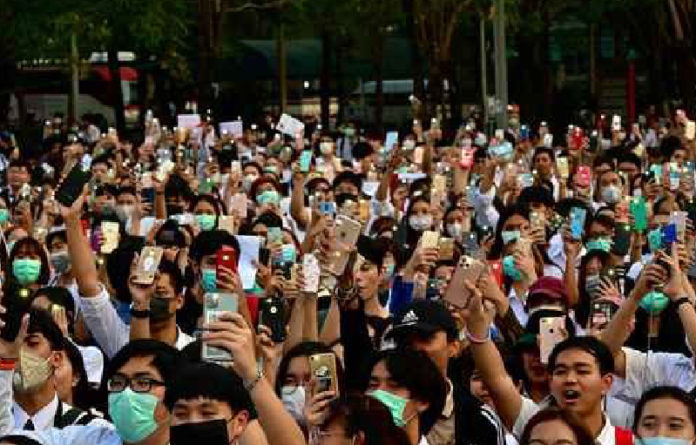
[55,164,92,207]
[612,223,631,256]
[0,283,33,341]
[259,298,286,343]
[259,248,270,266]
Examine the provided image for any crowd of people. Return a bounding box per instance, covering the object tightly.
[0,107,693,445]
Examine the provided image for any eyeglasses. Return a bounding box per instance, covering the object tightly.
[107,375,165,393]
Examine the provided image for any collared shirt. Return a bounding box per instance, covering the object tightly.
[426,378,455,445]
[80,284,194,359]
[14,395,60,431]
[508,288,529,327]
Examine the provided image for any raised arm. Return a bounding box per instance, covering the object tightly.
[464,280,523,431]
[290,170,309,230]
[61,191,100,297]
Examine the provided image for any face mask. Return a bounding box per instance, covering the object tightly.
[639,438,693,445]
[167,203,185,216]
[586,237,612,253]
[281,385,307,426]
[403,140,416,150]
[150,296,175,322]
[116,205,135,222]
[501,230,521,245]
[50,250,71,275]
[242,175,257,192]
[409,214,432,232]
[503,255,522,281]
[601,185,622,204]
[201,268,217,293]
[12,348,52,393]
[0,208,9,224]
[369,389,412,427]
[197,214,217,231]
[108,388,159,443]
[265,166,279,175]
[640,291,670,314]
[170,419,231,445]
[13,258,41,285]
[447,223,463,240]
[320,142,333,155]
[256,190,280,206]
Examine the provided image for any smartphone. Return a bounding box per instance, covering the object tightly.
[202,292,239,362]
[488,259,503,288]
[687,121,696,140]
[318,201,337,217]
[590,302,617,331]
[330,216,362,275]
[216,246,238,276]
[141,172,155,203]
[0,283,33,341]
[556,157,569,179]
[358,199,369,223]
[267,227,283,245]
[671,211,688,242]
[539,317,565,364]
[630,197,648,232]
[438,237,455,261]
[259,298,286,343]
[421,231,440,249]
[309,353,339,396]
[612,223,632,256]
[303,253,321,293]
[569,207,587,240]
[530,210,546,233]
[299,150,313,173]
[577,166,591,188]
[413,147,424,164]
[612,115,622,132]
[443,256,486,309]
[132,246,164,285]
[100,221,120,254]
[55,163,92,207]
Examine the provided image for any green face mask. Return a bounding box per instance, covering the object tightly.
[369,389,411,427]
[196,214,216,231]
[201,268,217,293]
[585,237,612,253]
[640,291,670,314]
[12,258,41,285]
[0,208,9,224]
[108,388,159,443]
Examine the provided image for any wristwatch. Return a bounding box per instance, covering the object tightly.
[675,296,693,309]
[129,307,152,318]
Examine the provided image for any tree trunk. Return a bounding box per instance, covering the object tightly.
[374,37,385,131]
[403,0,425,122]
[320,29,331,129]
[107,46,126,134]
[336,38,346,125]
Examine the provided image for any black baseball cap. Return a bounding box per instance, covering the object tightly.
[388,300,458,342]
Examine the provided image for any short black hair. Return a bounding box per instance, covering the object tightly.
[105,339,181,384]
[369,349,446,435]
[33,287,76,320]
[352,142,374,160]
[165,174,194,202]
[532,146,555,163]
[661,135,684,160]
[117,186,137,198]
[164,361,253,414]
[189,230,240,264]
[159,259,184,294]
[592,154,614,169]
[333,171,363,191]
[633,386,696,432]
[547,336,614,376]
[27,308,65,351]
[616,152,641,171]
[253,211,283,229]
[0,435,44,445]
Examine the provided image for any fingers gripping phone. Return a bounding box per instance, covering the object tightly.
[259,297,287,343]
[55,163,92,207]
[132,246,164,286]
[444,256,486,309]
[202,292,239,363]
[309,353,339,397]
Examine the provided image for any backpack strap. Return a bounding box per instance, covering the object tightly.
[615,426,634,445]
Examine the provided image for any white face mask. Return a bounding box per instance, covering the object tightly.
[447,223,463,240]
[320,142,333,155]
[409,214,432,232]
[281,385,306,426]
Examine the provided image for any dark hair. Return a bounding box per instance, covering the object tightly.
[105,238,145,303]
[9,237,50,285]
[27,308,65,351]
[332,171,363,192]
[62,340,93,410]
[532,146,556,164]
[489,203,531,259]
[165,174,193,202]
[519,408,595,445]
[116,186,137,198]
[164,361,253,414]
[321,393,411,445]
[253,211,283,229]
[661,135,684,160]
[592,154,614,170]
[633,386,696,433]
[189,230,240,264]
[274,342,343,395]
[190,194,225,217]
[105,339,181,384]
[159,259,184,295]
[352,142,374,160]
[33,287,76,322]
[547,336,614,376]
[616,152,641,171]
[368,349,446,435]
[0,435,44,445]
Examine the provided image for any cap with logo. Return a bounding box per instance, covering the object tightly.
[388,300,458,341]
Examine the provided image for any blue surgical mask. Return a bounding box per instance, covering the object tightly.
[13,258,41,285]
[638,438,693,445]
[640,291,670,314]
[503,255,522,281]
[501,230,521,245]
[201,268,217,292]
[108,388,159,443]
[586,237,612,253]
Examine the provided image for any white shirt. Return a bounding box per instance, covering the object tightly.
[612,347,696,405]
[508,288,529,327]
[14,395,59,431]
[80,285,194,359]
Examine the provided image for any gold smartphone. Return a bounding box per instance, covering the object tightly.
[101,221,121,254]
[132,246,164,285]
[309,353,339,397]
[443,256,486,309]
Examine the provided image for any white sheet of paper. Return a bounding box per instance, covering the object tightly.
[220,121,243,137]
[397,173,427,183]
[276,113,305,136]
[361,181,379,197]
[236,235,261,289]
[177,114,201,129]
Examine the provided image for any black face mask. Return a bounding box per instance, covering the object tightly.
[167,203,185,215]
[150,296,175,322]
[170,418,231,445]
